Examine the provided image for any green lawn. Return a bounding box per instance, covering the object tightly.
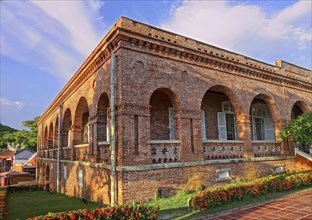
[6,191,101,220]
[145,186,312,220]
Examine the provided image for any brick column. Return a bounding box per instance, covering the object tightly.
[276,119,292,156]
[179,109,204,162]
[242,114,254,158]
[71,125,81,160]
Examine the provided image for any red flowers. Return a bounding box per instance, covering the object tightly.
[27,204,159,220]
[191,171,312,211]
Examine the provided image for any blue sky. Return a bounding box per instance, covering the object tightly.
[1,0,311,130]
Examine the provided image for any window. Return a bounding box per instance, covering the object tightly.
[251,103,274,140]
[78,169,83,187]
[201,111,206,141]
[217,102,237,140]
[169,107,175,140]
[216,168,231,181]
[67,130,71,147]
[64,166,67,180]
[274,164,285,174]
[222,101,234,113]
[82,112,89,143]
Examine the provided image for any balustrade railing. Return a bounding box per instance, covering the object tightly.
[74,144,89,161]
[150,140,180,164]
[252,141,281,157]
[38,150,43,157]
[62,147,71,160]
[98,141,110,163]
[48,149,54,158]
[54,149,58,158]
[43,150,48,158]
[202,140,244,160]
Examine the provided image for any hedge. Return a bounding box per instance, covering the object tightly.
[191,171,312,211]
[27,204,158,220]
[7,184,43,193]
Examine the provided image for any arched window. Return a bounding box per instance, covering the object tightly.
[250,97,275,141]
[97,93,110,142]
[74,97,89,145]
[201,86,238,141]
[62,109,72,148]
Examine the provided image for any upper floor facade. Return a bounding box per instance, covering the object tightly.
[37,17,312,167]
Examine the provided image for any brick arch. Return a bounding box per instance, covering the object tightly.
[200,85,244,140]
[148,87,181,111]
[149,88,180,140]
[62,108,72,148]
[290,101,309,119]
[48,122,54,150]
[97,93,110,142]
[74,97,90,145]
[288,94,311,119]
[44,126,48,150]
[200,85,243,117]
[248,92,280,123]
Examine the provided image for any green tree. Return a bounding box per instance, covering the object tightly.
[280,112,312,148]
[0,117,40,151]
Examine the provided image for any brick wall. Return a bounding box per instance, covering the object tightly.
[120,159,299,204]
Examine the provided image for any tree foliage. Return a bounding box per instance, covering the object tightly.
[0,116,40,151]
[280,112,312,145]
[0,123,18,135]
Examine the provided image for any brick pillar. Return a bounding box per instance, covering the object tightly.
[71,125,81,160]
[242,114,254,158]
[276,119,291,156]
[179,110,204,162]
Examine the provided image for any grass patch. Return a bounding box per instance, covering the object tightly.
[146,187,312,220]
[6,191,101,220]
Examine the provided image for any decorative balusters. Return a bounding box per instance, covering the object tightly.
[203,141,244,160]
[150,141,180,163]
[252,142,281,157]
[99,144,110,164]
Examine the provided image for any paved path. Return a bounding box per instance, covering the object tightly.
[203,189,312,220]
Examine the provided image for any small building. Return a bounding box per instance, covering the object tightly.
[0,150,14,172]
[12,149,37,175]
[0,171,35,186]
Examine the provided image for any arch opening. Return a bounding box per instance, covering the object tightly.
[62,109,72,148]
[291,101,304,120]
[149,89,178,140]
[74,97,90,145]
[97,93,110,142]
[44,127,48,150]
[201,86,239,141]
[48,122,54,150]
[249,95,275,141]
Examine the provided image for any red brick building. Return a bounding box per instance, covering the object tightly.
[37,17,312,205]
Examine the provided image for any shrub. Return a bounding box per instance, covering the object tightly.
[191,171,312,211]
[27,204,158,220]
[7,184,43,193]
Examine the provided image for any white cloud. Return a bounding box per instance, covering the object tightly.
[0,98,24,109]
[33,1,100,57]
[87,1,105,12]
[0,1,103,81]
[162,0,312,68]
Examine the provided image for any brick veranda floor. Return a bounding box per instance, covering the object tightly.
[203,189,312,220]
